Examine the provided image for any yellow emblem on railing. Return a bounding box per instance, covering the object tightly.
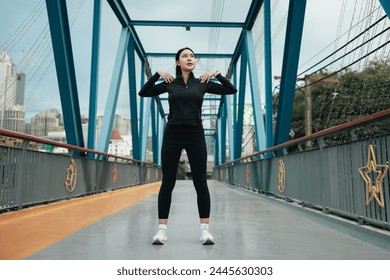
[278,159,286,193]
[112,163,118,184]
[64,159,77,192]
[358,145,389,208]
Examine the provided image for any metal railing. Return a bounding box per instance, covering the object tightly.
[214,109,390,229]
[0,129,161,212]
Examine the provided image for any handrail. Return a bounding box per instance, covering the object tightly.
[0,128,159,167]
[217,108,390,167]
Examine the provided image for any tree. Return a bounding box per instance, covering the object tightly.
[273,58,390,145]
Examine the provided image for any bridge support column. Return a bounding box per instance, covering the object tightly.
[128,34,140,160]
[264,0,273,155]
[87,0,102,151]
[274,0,307,147]
[97,28,129,154]
[245,30,267,153]
[379,0,390,20]
[235,44,247,159]
[45,0,84,148]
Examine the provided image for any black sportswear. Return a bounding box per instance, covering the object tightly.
[138,71,237,219]
[138,72,237,126]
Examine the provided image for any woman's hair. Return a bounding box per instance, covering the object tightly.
[175,47,195,78]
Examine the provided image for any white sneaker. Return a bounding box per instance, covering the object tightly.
[152,225,167,245]
[200,224,215,245]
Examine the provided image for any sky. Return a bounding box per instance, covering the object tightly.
[0,0,385,122]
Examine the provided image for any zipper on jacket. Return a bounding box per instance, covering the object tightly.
[185,84,188,121]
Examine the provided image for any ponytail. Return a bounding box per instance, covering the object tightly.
[175,65,182,79]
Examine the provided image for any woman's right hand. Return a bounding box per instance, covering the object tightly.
[157,70,174,83]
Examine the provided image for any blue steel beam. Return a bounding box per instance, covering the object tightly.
[155,97,166,119]
[144,61,165,119]
[274,0,307,146]
[140,98,151,162]
[216,96,226,163]
[157,117,165,164]
[130,20,245,28]
[139,62,150,162]
[127,34,140,160]
[245,30,266,152]
[379,0,390,19]
[96,28,129,154]
[205,133,216,137]
[235,45,247,159]
[263,0,273,152]
[107,0,146,59]
[87,0,102,151]
[139,62,145,156]
[220,99,227,164]
[232,64,238,140]
[160,97,221,101]
[108,0,169,141]
[146,53,233,59]
[217,117,224,164]
[225,94,235,161]
[151,99,158,164]
[217,94,225,118]
[45,0,84,148]
[214,130,219,166]
[230,0,264,67]
[245,0,264,29]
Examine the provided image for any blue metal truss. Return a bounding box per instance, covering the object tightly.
[45,0,315,165]
[96,28,129,154]
[234,44,247,159]
[274,0,307,147]
[245,30,266,153]
[127,34,140,160]
[45,0,84,149]
[379,0,390,20]
[219,0,265,163]
[225,94,235,162]
[151,99,159,164]
[87,0,101,151]
[263,0,273,153]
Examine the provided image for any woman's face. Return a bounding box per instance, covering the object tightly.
[177,49,196,73]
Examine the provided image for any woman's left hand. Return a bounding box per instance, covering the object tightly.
[199,71,219,83]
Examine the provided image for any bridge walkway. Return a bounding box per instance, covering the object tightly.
[2,180,390,260]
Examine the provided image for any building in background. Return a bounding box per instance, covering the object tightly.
[3,105,25,133]
[108,129,132,157]
[96,114,130,138]
[30,108,64,137]
[0,51,26,133]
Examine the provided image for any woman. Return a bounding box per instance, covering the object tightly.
[138,47,237,245]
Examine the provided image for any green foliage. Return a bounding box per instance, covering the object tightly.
[273,59,390,142]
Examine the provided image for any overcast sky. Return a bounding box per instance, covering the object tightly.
[0,0,383,121]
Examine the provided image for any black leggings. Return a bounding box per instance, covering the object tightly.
[158,124,210,219]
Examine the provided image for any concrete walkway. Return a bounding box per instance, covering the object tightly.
[27,180,390,260]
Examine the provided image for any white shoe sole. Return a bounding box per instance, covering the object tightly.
[201,238,215,245]
[152,238,166,245]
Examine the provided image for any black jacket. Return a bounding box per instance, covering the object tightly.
[138,72,237,126]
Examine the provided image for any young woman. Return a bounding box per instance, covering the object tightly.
[138,47,237,245]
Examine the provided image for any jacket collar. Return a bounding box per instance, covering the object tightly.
[176,72,195,85]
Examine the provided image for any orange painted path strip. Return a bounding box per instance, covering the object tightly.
[0,182,160,260]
